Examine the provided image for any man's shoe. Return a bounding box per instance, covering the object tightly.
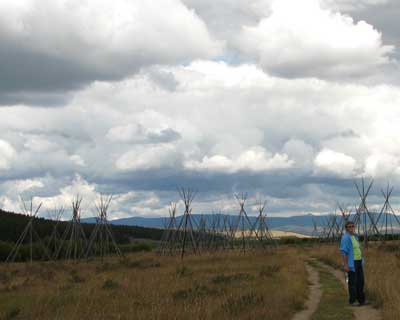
[358,301,370,306]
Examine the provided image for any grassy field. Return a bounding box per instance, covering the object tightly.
[312,242,400,320]
[0,246,308,320]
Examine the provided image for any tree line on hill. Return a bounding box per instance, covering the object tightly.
[0,208,164,261]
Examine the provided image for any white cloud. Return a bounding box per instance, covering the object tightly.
[107,123,180,144]
[1,59,400,216]
[282,139,315,168]
[35,175,98,216]
[1,0,220,63]
[314,148,357,177]
[322,0,389,11]
[69,154,86,167]
[186,147,293,173]
[364,153,400,177]
[23,135,58,153]
[115,144,180,171]
[13,179,45,192]
[0,196,20,213]
[0,139,16,170]
[236,0,393,79]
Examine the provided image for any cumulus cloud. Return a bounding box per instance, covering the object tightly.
[186,147,293,173]
[322,0,389,11]
[314,148,357,177]
[236,0,393,79]
[69,154,86,167]
[115,144,181,171]
[0,0,221,104]
[182,0,271,39]
[282,139,315,168]
[0,140,16,170]
[364,153,400,178]
[107,124,181,144]
[1,55,400,216]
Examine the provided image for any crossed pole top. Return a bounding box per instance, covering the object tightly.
[257,199,267,215]
[169,202,177,218]
[381,183,394,203]
[178,187,197,212]
[380,183,396,215]
[47,205,65,221]
[337,202,351,221]
[96,194,113,220]
[72,194,83,220]
[235,192,247,208]
[20,196,42,219]
[354,178,373,205]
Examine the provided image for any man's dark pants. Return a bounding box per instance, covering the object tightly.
[347,260,365,304]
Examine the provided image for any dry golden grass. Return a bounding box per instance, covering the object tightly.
[311,242,400,320]
[0,246,308,320]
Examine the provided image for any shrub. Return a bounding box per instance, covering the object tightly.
[259,264,281,278]
[69,270,85,283]
[175,265,192,278]
[102,279,119,289]
[222,292,264,315]
[3,306,21,320]
[0,241,13,261]
[122,258,160,269]
[119,242,154,253]
[211,273,254,285]
[173,283,219,301]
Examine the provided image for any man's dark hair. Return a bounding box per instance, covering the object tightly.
[345,221,355,229]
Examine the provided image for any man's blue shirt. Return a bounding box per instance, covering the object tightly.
[340,232,363,272]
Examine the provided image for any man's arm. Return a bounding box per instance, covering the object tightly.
[342,254,349,272]
[340,236,350,272]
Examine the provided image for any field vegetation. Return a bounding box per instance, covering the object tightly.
[0,246,307,320]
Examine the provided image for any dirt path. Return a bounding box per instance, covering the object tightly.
[291,263,322,320]
[320,263,382,320]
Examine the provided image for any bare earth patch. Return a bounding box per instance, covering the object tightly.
[292,264,322,320]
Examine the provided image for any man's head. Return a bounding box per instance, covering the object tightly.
[345,221,355,235]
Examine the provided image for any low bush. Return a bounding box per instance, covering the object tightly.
[259,264,281,277]
[102,279,119,289]
[222,292,264,315]
[211,273,254,285]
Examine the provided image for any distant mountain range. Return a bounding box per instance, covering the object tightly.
[81,213,330,235]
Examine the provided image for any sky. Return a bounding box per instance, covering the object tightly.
[1,0,400,219]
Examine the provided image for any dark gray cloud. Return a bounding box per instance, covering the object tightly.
[0,0,220,106]
[346,1,400,53]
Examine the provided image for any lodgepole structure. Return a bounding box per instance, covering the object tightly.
[6,197,51,263]
[232,193,254,252]
[55,195,87,262]
[353,179,379,248]
[252,200,276,250]
[85,195,122,262]
[177,188,198,259]
[158,202,180,255]
[375,183,400,240]
[46,205,64,259]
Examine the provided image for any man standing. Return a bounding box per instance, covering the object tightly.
[340,221,366,306]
